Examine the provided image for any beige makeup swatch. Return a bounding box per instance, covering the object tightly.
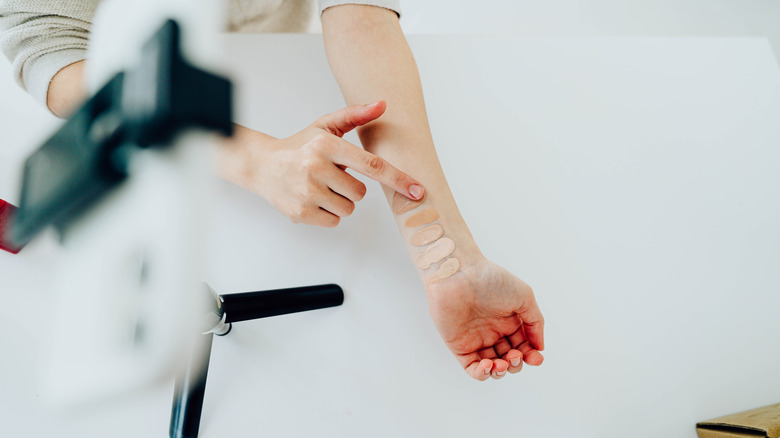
[392,191,424,215]
[430,257,460,282]
[405,209,440,228]
[414,237,455,269]
[411,224,444,246]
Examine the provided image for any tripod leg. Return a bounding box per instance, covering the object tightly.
[167,283,343,437]
[221,283,344,323]
[170,332,214,438]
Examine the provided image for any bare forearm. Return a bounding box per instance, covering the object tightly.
[322,6,482,283]
[322,7,437,183]
[45,59,267,192]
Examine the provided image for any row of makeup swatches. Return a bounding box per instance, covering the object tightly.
[393,192,459,282]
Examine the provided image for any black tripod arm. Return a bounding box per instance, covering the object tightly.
[219,284,344,324]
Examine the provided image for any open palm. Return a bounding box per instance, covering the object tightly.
[426,259,545,381]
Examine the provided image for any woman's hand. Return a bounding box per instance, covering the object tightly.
[426,258,545,381]
[221,101,424,227]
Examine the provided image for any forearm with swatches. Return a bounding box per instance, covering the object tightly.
[322,6,483,285]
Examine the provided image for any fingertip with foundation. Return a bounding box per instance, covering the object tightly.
[391,190,424,215]
[364,100,383,109]
[409,183,424,200]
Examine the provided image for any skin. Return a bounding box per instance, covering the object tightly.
[429,257,459,283]
[45,4,545,381]
[221,102,425,227]
[47,71,424,228]
[391,191,424,215]
[410,224,443,246]
[404,208,440,228]
[413,237,455,270]
[47,60,87,118]
[322,5,545,380]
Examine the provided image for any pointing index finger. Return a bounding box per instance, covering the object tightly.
[330,137,424,201]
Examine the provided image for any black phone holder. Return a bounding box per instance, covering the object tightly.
[9,19,344,438]
[10,19,233,246]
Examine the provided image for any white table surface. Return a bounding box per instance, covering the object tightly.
[1,35,779,437]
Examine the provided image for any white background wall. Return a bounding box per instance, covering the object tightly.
[3,0,780,114]
[399,0,780,59]
[3,0,779,197]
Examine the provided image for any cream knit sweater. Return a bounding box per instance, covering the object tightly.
[0,0,401,109]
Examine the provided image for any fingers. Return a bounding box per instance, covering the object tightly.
[505,349,524,374]
[329,136,424,201]
[477,346,509,379]
[508,328,545,366]
[318,190,356,218]
[464,358,511,381]
[287,117,423,228]
[284,133,368,226]
[524,317,545,353]
[323,165,367,203]
[518,340,545,366]
[289,206,341,228]
[312,101,387,138]
[493,338,512,358]
[465,358,494,381]
[497,338,525,373]
[491,359,509,379]
[460,347,507,380]
[288,184,353,225]
[517,294,545,351]
[459,329,546,381]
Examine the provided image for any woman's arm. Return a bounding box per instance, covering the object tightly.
[47,60,87,117]
[322,5,545,381]
[0,0,97,115]
[42,62,425,229]
[3,1,423,223]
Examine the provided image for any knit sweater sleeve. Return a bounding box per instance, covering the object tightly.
[0,0,99,108]
[319,0,401,17]
[0,0,399,109]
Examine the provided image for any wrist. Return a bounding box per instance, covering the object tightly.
[218,124,276,190]
[410,216,483,289]
[420,245,484,290]
[390,189,482,289]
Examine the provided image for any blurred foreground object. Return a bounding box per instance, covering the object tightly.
[8,16,345,438]
[0,199,23,254]
[10,19,232,406]
[9,20,232,247]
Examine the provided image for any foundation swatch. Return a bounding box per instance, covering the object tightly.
[411,224,444,246]
[405,209,440,228]
[392,191,424,215]
[414,237,456,270]
[430,257,460,283]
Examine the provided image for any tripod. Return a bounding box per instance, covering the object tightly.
[170,283,344,438]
